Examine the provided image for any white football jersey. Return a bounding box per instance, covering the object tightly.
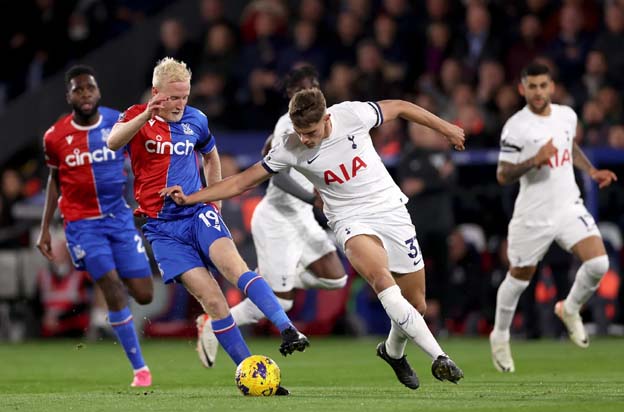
[499,104,581,223]
[262,113,315,215]
[263,101,408,224]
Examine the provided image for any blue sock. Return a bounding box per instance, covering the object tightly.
[237,271,292,332]
[212,314,251,365]
[108,307,146,371]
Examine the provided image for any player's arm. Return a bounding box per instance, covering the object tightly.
[377,100,465,150]
[572,142,617,189]
[261,134,273,157]
[201,147,222,210]
[160,162,272,205]
[107,94,168,150]
[272,172,315,205]
[496,138,557,185]
[36,168,60,261]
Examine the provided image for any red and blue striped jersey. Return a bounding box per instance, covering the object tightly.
[118,104,215,219]
[43,107,129,222]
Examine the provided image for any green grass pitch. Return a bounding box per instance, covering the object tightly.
[1,337,622,412]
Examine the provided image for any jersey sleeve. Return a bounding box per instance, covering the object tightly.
[195,111,216,154]
[116,104,145,124]
[43,127,59,168]
[262,140,296,174]
[348,101,384,130]
[498,121,525,164]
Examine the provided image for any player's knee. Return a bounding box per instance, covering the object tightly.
[583,255,609,280]
[132,289,153,305]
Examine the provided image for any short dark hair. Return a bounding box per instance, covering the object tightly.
[65,65,97,88]
[289,88,326,129]
[520,62,550,80]
[283,65,319,95]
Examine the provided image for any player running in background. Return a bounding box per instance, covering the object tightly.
[490,62,617,373]
[161,88,466,389]
[195,66,347,368]
[106,58,308,392]
[37,65,154,387]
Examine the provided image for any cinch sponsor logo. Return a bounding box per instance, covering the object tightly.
[145,135,195,155]
[65,147,116,167]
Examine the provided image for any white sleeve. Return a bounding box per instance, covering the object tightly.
[262,141,296,174]
[347,101,383,130]
[498,122,525,164]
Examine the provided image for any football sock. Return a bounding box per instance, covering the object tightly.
[492,273,529,341]
[564,255,609,313]
[230,297,294,326]
[377,285,444,360]
[212,314,251,365]
[108,307,146,371]
[237,271,292,331]
[385,321,408,359]
[296,270,348,290]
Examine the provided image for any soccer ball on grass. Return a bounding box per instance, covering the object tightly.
[235,355,281,396]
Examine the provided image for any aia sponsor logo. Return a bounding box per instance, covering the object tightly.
[547,149,571,169]
[324,156,367,185]
[145,134,195,155]
[64,146,116,167]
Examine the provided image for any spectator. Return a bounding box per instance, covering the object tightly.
[593,3,624,93]
[323,62,356,105]
[506,14,544,82]
[277,20,327,76]
[608,125,624,149]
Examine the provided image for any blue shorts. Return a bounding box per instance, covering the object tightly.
[65,209,152,281]
[141,204,232,284]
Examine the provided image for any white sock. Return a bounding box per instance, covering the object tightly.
[377,285,444,360]
[90,308,109,327]
[492,273,530,341]
[385,321,408,359]
[296,270,348,290]
[230,297,293,326]
[564,255,609,314]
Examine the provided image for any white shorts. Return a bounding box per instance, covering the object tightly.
[330,206,425,274]
[251,199,336,292]
[507,202,602,267]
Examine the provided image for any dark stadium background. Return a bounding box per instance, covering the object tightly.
[1,0,623,343]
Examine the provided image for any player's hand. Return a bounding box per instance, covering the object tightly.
[312,189,324,210]
[36,229,54,261]
[442,124,466,151]
[159,185,190,205]
[590,168,617,189]
[533,138,557,168]
[145,93,168,118]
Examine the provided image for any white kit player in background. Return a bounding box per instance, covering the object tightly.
[160,88,467,389]
[490,62,617,373]
[195,66,346,369]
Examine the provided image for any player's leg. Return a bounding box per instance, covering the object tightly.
[66,218,150,386]
[96,269,151,386]
[229,208,300,326]
[344,234,462,386]
[295,219,347,289]
[555,235,609,347]
[208,237,310,355]
[490,265,535,373]
[180,267,252,365]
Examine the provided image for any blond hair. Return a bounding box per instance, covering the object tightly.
[152,57,192,88]
[288,88,326,129]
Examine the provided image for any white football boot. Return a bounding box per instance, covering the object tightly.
[489,332,515,373]
[196,314,219,367]
[554,300,589,348]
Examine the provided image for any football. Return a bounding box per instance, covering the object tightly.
[235,355,281,396]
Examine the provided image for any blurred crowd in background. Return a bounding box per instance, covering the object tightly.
[0,0,623,342]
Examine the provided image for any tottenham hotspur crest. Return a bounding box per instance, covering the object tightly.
[182,123,194,135]
[347,135,357,149]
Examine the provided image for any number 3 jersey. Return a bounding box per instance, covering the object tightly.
[262,101,408,224]
[43,107,129,222]
[117,104,215,220]
[499,104,581,223]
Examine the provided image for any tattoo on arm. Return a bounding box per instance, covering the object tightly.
[572,142,594,174]
[497,159,535,185]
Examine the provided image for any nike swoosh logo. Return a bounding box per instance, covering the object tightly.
[307,154,320,164]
